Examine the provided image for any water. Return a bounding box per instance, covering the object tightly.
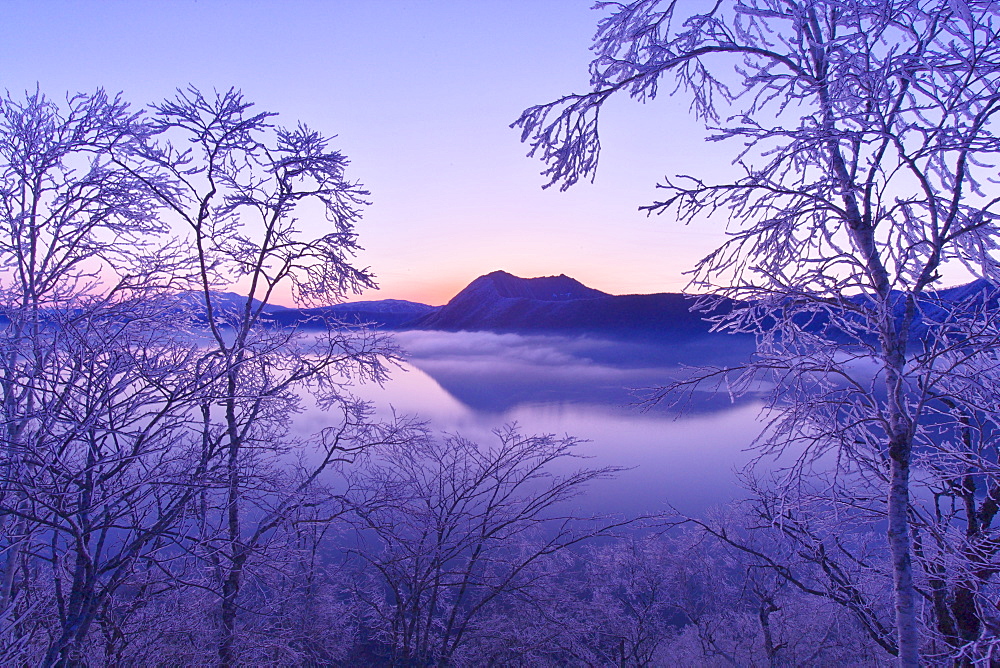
[302,330,765,517]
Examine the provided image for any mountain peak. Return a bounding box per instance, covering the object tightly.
[469,270,609,302]
[407,270,620,332]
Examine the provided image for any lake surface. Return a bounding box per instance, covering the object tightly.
[302,330,765,517]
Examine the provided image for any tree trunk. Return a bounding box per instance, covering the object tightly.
[887,431,920,667]
[218,558,243,668]
[219,373,244,668]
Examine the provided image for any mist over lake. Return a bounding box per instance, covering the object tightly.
[316,330,765,517]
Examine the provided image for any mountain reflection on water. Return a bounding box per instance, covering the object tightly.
[399,330,759,414]
[328,330,765,517]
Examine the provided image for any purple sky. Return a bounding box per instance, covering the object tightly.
[0,1,735,306]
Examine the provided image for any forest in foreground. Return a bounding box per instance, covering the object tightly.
[6,1,1000,666]
[0,83,894,667]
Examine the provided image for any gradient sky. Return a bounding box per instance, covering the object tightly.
[0,0,736,306]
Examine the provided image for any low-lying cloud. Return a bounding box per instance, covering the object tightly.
[390,330,759,414]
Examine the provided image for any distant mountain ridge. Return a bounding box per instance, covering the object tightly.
[462,271,609,301]
[406,270,732,340]
[179,272,1000,341]
[195,270,722,339]
[174,291,436,330]
[266,299,436,329]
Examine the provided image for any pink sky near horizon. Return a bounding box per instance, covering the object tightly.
[0,1,737,307]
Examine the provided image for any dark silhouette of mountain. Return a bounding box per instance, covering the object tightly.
[456,270,609,301]
[266,299,437,329]
[159,274,1000,340]
[731,279,1000,346]
[173,290,281,316]
[167,291,436,329]
[905,278,1000,342]
[406,270,735,340]
[927,278,1000,309]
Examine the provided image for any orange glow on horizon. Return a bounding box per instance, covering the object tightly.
[359,270,695,307]
[234,268,697,309]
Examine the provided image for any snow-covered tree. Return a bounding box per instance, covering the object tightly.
[343,426,629,666]
[0,90,208,665]
[0,86,409,666]
[116,87,406,667]
[515,2,1000,664]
